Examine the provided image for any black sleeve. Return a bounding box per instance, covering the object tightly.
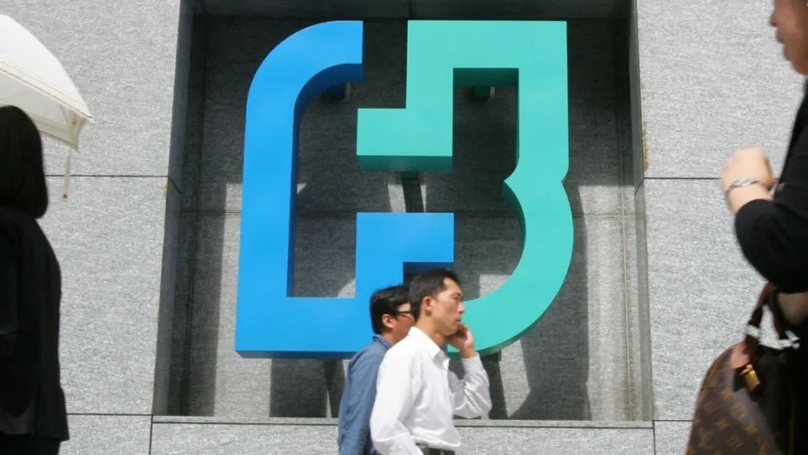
[0,221,19,357]
[735,133,808,294]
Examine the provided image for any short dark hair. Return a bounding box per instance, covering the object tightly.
[0,106,48,218]
[408,269,460,320]
[369,285,410,335]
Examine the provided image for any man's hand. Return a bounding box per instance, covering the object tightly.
[446,323,476,358]
[720,147,776,193]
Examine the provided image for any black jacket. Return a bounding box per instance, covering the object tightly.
[734,86,808,451]
[734,89,808,343]
[0,206,68,441]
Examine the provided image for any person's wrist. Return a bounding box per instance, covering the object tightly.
[722,176,767,195]
[459,346,477,358]
[721,165,774,187]
[725,184,772,213]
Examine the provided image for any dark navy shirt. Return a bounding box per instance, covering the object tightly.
[337,335,391,455]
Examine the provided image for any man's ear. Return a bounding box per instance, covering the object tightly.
[421,297,433,315]
[381,314,395,329]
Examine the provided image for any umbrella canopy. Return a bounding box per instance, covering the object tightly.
[0,14,92,149]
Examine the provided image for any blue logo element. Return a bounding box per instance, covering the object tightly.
[236,20,571,359]
[236,21,454,359]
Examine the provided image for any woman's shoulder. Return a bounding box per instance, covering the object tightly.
[0,206,45,249]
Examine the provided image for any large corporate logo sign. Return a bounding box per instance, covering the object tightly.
[235,20,572,359]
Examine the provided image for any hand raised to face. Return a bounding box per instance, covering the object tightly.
[445,323,476,358]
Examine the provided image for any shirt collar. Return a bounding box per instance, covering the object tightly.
[373,334,392,350]
[408,327,443,359]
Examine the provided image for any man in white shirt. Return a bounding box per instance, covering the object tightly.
[369,269,492,455]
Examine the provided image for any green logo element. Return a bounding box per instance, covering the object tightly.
[357,21,572,356]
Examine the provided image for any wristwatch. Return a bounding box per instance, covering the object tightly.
[724,177,760,198]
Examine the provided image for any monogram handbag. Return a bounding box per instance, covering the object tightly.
[686,283,799,454]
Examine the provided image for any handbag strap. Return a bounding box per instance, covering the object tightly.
[747,283,773,326]
[744,283,790,355]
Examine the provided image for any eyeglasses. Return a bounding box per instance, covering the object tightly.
[392,310,413,318]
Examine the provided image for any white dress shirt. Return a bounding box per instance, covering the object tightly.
[369,327,492,455]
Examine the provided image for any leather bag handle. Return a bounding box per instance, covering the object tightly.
[731,283,791,369]
[746,283,789,345]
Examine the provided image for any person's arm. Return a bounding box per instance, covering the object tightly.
[726,138,808,325]
[732,142,808,294]
[339,352,383,455]
[448,354,492,419]
[444,325,492,419]
[369,350,421,455]
[0,223,19,357]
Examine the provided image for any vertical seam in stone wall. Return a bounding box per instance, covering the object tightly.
[629,0,656,422]
[631,0,647,192]
[148,415,155,454]
[614,17,634,422]
[178,17,210,417]
[625,0,655,421]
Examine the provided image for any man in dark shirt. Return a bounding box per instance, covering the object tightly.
[337,285,414,455]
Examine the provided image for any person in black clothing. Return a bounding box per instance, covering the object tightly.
[0,106,68,454]
[722,1,808,451]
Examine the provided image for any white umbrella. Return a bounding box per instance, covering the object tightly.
[0,14,92,197]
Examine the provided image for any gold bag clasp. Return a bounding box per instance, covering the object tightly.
[739,364,761,392]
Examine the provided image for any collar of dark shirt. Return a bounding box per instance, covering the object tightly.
[373,334,392,350]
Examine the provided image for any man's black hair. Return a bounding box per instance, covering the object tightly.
[408,269,460,320]
[369,285,410,335]
[0,106,48,218]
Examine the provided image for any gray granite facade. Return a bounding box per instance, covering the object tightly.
[2,0,800,453]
